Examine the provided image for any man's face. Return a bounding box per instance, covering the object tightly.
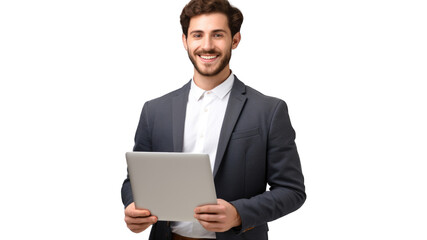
[183,13,240,77]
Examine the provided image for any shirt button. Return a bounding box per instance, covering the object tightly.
[204,107,208,112]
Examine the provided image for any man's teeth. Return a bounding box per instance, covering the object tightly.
[200,55,217,60]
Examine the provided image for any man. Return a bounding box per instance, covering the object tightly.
[121,0,306,239]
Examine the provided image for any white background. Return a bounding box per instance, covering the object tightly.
[1,0,426,239]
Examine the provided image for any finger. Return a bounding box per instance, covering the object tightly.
[195,204,225,214]
[127,210,151,218]
[125,204,152,218]
[194,213,225,222]
[198,220,227,232]
[125,215,158,225]
[195,200,220,213]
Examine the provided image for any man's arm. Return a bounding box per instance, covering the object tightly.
[121,102,152,207]
[121,103,155,232]
[230,100,306,232]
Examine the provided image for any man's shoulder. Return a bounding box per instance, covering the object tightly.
[244,85,288,116]
[245,85,281,101]
[235,77,284,106]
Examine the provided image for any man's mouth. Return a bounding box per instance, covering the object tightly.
[198,54,219,62]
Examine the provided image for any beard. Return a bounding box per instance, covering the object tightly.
[187,47,232,77]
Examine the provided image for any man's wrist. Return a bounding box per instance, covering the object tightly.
[231,204,242,227]
[233,214,242,227]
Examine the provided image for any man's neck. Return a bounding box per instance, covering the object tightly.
[193,67,231,91]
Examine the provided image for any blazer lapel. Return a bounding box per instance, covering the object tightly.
[172,81,191,152]
[213,77,247,177]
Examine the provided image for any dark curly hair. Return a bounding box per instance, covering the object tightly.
[180,0,244,38]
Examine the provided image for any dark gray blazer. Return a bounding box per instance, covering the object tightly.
[121,76,306,240]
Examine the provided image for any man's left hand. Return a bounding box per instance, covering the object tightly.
[194,199,242,232]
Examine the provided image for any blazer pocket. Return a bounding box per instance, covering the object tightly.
[231,128,260,140]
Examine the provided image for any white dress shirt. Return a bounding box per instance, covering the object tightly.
[170,73,234,239]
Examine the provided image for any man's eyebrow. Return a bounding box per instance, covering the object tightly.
[212,29,227,33]
[189,29,227,35]
[189,30,203,35]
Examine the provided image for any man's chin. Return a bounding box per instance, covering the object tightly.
[196,68,223,77]
[195,65,222,77]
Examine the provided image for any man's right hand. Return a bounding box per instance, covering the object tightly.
[124,202,158,233]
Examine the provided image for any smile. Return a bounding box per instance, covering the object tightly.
[199,55,219,62]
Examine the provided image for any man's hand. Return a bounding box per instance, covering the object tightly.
[194,199,242,232]
[124,202,158,233]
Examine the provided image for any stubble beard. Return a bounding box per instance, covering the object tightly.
[187,47,232,77]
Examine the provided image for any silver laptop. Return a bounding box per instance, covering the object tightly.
[126,152,217,222]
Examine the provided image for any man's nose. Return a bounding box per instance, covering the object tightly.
[201,37,214,50]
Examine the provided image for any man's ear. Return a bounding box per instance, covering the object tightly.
[232,32,241,50]
[182,33,188,51]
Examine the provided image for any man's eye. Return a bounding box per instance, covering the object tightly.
[214,34,223,38]
[193,34,202,38]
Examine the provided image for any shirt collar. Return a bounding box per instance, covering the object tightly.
[189,73,235,102]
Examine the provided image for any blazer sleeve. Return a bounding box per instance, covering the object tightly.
[121,102,153,208]
[230,100,306,232]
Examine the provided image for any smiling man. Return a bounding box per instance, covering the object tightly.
[121,0,306,240]
[183,12,240,90]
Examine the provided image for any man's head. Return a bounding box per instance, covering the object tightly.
[180,0,243,80]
